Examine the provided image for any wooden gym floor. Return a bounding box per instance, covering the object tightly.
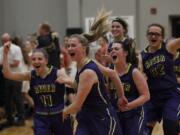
[0,119,163,135]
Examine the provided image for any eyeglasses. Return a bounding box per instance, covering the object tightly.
[147,32,162,37]
[108,47,121,52]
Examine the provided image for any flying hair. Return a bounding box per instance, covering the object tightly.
[70,8,111,55]
[82,8,112,43]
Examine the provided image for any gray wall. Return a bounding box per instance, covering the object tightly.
[81,0,136,29]
[67,0,81,27]
[1,0,180,49]
[139,0,180,49]
[0,1,4,41]
[80,0,180,49]
[81,0,136,17]
[82,0,136,45]
[2,0,67,41]
[81,0,138,46]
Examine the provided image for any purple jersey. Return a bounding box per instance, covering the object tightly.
[141,42,177,95]
[120,64,138,102]
[75,60,110,111]
[107,64,145,135]
[120,64,142,114]
[142,43,180,135]
[120,64,145,135]
[109,64,140,111]
[75,60,122,135]
[29,66,65,115]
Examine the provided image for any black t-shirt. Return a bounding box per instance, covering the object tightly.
[37,32,61,68]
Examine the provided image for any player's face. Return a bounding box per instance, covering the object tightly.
[31,52,48,71]
[110,43,125,64]
[66,37,85,62]
[147,26,163,49]
[111,22,125,39]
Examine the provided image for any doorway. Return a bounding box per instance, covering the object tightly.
[170,16,180,38]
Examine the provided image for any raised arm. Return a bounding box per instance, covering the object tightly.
[94,60,125,98]
[167,38,180,55]
[95,61,128,108]
[3,42,30,81]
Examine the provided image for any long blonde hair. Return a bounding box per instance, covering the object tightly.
[70,8,111,55]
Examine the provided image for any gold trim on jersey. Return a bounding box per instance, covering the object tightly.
[97,82,108,105]
[138,107,145,134]
[36,66,53,78]
[80,57,91,68]
[177,103,180,117]
[144,43,162,53]
[106,108,116,135]
[72,81,78,92]
[124,63,132,75]
[174,51,180,60]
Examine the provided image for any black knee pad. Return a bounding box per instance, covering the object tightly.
[163,119,179,135]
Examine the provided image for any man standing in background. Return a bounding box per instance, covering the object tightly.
[0,33,25,129]
[37,22,61,68]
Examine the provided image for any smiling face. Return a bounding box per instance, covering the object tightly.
[31,51,48,73]
[66,37,86,63]
[111,21,125,40]
[110,42,127,64]
[147,25,163,49]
